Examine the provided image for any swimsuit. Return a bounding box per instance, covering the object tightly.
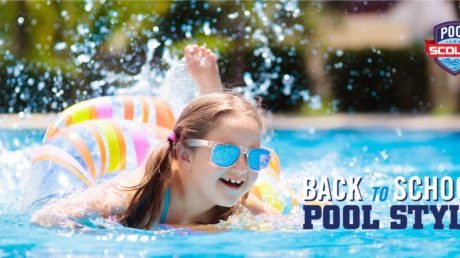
[159,187,170,224]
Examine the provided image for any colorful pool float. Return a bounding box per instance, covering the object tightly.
[29,96,295,214]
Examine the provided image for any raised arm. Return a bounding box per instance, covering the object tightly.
[184,45,224,96]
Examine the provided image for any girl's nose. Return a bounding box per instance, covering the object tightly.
[231,153,248,173]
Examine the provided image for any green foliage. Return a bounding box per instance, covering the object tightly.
[0,1,318,113]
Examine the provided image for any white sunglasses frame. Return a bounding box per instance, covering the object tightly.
[184,138,272,171]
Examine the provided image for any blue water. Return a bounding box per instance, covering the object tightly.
[1,128,460,257]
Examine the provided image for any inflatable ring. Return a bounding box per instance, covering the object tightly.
[249,153,298,214]
[28,96,295,215]
[44,96,175,142]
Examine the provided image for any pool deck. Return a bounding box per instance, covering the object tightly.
[1,113,460,131]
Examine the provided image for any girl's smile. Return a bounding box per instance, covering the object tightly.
[179,113,262,207]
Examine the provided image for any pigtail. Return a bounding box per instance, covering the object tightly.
[120,92,265,228]
[119,140,173,229]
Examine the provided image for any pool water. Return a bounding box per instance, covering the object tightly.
[1,128,460,257]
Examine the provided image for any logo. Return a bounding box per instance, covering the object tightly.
[425,21,460,75]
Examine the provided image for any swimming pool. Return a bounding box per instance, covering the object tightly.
[1,127,460,257]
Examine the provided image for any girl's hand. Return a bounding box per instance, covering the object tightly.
[242,193,281,216]
[184,44,223,95]
[30,204,89,231]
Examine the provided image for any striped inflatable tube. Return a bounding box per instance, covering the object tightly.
[28,119,170,207]
[44,96,175,142]
[28,96,295,214]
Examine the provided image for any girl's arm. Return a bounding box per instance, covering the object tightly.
[30,168,142,229]
[242,193,281,215]
[184,45,223,96]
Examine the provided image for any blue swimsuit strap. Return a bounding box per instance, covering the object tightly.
[159,187,170,224]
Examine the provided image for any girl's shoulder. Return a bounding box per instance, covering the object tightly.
[111,166,145,190]
[83,166,145,217]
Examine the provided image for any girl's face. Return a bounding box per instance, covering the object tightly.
[186,114,262,207]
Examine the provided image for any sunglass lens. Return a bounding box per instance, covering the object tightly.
[248,148,271,171]
[211,144,240,167]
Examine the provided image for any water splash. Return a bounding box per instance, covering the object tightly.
[1,0,322,113]
[0,135,41,213]
[89,38,199,117]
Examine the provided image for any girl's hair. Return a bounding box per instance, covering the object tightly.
[119,91,265,229]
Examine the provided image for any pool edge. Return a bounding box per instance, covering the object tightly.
[1,113,460,130]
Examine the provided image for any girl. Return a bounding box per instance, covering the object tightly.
[31,45,279,230]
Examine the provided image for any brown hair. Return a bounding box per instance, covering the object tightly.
[119,91,265,229]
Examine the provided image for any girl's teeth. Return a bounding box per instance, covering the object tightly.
[222,178,242,184]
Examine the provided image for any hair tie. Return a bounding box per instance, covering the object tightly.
[167,132,177,143]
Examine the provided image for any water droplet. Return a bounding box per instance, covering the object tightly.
[84,0,93,11]
[76,54,91,65]
[309,95,322,110]
[203,21,211,36]
[115,235,125,242]
[228,12,239,19]
[61,10,69,20]
[54,42,66,51]
[336,49,343,57]
[38,82,45,91]
[17,17,24,25]
[77,24,89,35]
[299,90,310,101]
[380,150,389,161]
[127,234,138,242]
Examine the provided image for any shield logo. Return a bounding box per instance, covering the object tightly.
[430,21,460,75]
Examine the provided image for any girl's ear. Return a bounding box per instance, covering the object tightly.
[175,142,192,170]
